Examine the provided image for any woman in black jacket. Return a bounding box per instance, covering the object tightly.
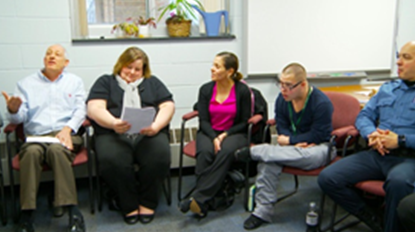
[179,52,252,217]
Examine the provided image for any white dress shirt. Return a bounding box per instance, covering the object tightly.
[7,70,86,135]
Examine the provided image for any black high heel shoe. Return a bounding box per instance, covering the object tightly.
[139,214,154,224]
[123,214,139,225]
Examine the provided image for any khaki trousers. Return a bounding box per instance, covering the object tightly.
[18,132,83,210]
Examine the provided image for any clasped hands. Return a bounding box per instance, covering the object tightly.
[368,128,399,156]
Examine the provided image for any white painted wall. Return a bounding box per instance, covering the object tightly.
[1,0,413,149]
[0,0,277,130]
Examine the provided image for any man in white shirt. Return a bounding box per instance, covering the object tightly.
[2,44,86,232]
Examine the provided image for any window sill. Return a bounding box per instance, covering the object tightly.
[72,34,236,44]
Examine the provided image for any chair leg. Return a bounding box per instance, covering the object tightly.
[87,157,94,214]
[94,155,102,212]
[8,169,18,223]
[320,200,359,232]
[244,161,250,211]
[177,153,195,204]
[318,193,326,232]
[0,169,7,225]
[277,175,299,203]
[177,163,196,204]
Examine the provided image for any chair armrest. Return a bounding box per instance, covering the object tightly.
[347,128,359,137]
[248,114,263,125]
[182,111,199,121]
[262,118,276,143]
[82,119,91,127]
[331,125,355,139]
[266,118,276,126]
[3,123,19,134]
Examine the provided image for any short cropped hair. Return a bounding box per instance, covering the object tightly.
[282,62,307,81]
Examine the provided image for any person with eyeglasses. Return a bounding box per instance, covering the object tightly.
[234,62,335,230]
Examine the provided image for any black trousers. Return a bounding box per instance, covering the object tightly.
[398,192,415,232]
[94,132,171,214]
[193,131,247,203]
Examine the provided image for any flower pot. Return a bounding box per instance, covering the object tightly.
[166,19,192,37]
[139,25,151,38]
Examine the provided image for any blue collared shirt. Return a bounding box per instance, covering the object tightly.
[356,79,415,150]
[7,70,86,135]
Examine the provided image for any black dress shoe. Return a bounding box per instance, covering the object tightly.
[179,198,192,213]
[234,147,251,162]
[53,206,65,218]
[15,222,35,232]
[139,214,154,224]
[123,214,139,225]
[243,214,267,230]
[68,215,85,232]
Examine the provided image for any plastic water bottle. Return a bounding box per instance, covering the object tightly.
[306,202,319,232]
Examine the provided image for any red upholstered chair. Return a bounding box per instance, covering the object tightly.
[262,91,361,230]
[355,181,386,197]
[177,111,265,211]
[325,127,386,232]
[4,120,94,223]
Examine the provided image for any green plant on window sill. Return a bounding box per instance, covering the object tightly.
[157,0,204,37]
[137,16,157,29]
[157,0,205,24]
[111,18,139,38]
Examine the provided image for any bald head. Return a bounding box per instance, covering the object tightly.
[43,44,69,80]
[397,41,415,81]
[282,63,307,81]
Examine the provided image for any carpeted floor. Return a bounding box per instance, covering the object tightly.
[1,171,374,232]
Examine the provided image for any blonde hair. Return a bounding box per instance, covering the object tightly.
[113,47,151,78]
[216,51,243,81]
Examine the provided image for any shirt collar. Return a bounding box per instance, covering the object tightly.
[37,69,65,82]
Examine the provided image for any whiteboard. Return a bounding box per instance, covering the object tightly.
[247,0,397,76]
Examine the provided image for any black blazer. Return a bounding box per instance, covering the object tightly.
[197,81,252,140]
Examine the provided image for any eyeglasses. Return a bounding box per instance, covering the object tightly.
[276,80,303,91]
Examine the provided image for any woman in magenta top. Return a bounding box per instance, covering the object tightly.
[179,52,252,217]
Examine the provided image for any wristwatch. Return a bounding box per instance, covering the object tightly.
[398,134,406,148]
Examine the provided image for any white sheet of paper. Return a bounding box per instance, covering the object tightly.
[121,107,156,134]
[26,136,60,143]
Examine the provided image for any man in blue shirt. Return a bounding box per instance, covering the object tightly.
[318,41,415,232]
[235,63,335,230]
[2,44,86,232]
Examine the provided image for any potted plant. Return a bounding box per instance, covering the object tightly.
[157,0,205,37]
[111,18,139,38]
[136,16,157,38]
